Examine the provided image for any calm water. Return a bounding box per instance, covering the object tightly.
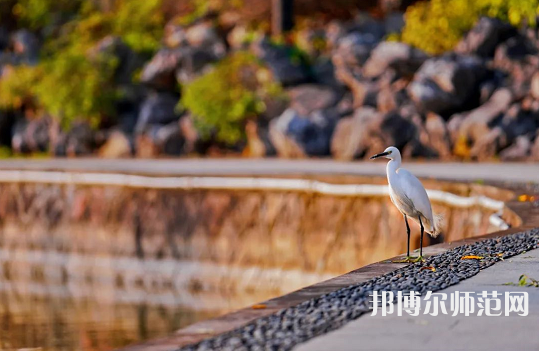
[0,181,512,350]
[0,293,214,350]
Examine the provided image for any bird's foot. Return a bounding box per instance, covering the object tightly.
[411,255,425,263]
[392,256,417,263]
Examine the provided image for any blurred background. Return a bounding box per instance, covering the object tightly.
[0,0,539,160]
[0,0,537,350]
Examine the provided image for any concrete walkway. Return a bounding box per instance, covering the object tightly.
[296,248,539,351]
[0,159,538,183]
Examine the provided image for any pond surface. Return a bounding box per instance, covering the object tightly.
[0,178,515,350]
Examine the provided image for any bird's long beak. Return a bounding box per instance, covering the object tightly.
[370,151,390,160]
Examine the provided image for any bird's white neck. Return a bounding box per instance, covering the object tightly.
[386,159,401,183]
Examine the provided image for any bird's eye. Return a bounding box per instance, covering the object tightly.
[388,151,392,154]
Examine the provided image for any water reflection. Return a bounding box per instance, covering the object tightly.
[0,181,515,350]
[0,291,216,350]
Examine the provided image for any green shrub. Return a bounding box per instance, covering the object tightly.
[0,0,165,131]
[401,0,539,55]
[180,52,285,145]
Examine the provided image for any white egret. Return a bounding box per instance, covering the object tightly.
[370,146,442,262]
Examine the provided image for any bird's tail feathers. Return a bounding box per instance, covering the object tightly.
[429,213,444,238]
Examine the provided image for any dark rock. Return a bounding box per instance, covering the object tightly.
[330,107,416,160]
[458,88,513,143]
[384,12,405,34]
[269,108,337,157]
[332,62,380,107]
[141,44,222,90]
[326,21,348,49]
[333,32,379,69]
[287,84,341,116]
[10,29,39,64]
[494,35,538,87]
[175,46,219,84]
[0,112,15,146]
[140,48,184,90]
[0,27,9,51]
[135,92,181,133]
[408,54,487,115]
[363,42,428,78]
[312,58,341,88]
[91,36,139,85]
[350,13,386,42]
[54,122,95,157]
[251,38,310,86]
[136,121,185,157]
[12,117,52,154]
[495,35,537,64]
[456,17,513,57]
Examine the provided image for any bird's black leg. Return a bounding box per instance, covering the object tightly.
[404,215,411,258]
[418,216,424,258]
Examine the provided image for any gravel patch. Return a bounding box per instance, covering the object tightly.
[180,230,539,351]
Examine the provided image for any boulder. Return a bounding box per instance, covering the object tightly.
[174,46,219,84]
[11,117,52,153]
[333,32,379,69]
[423,113,452,159]
[384,12,405,34]
[312,58,341,88]
[140,48,184,90]
[287,84,341,116]
[457,88,513,143]
[136,121,185,157]
[331,107,416,160]
[135,92,181,133]
[251,38,309,86]
[376,79,409,113]
[456,17,513,57]
[54,122,95,157]
[499,135,531,161]
[98,130,133,158]
[408,54,487,115]
[332,61,379,107]
[141,44,223,89]
[363,42,428,78]
[269,108,337,157]
[494,35,538,87]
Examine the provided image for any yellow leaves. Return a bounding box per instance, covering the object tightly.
[518,194,537,202]
[401,0,539,55]
[461,255,484,260]
[453,135,472,159]
[420,266,437,272]
[251,304,267,310]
